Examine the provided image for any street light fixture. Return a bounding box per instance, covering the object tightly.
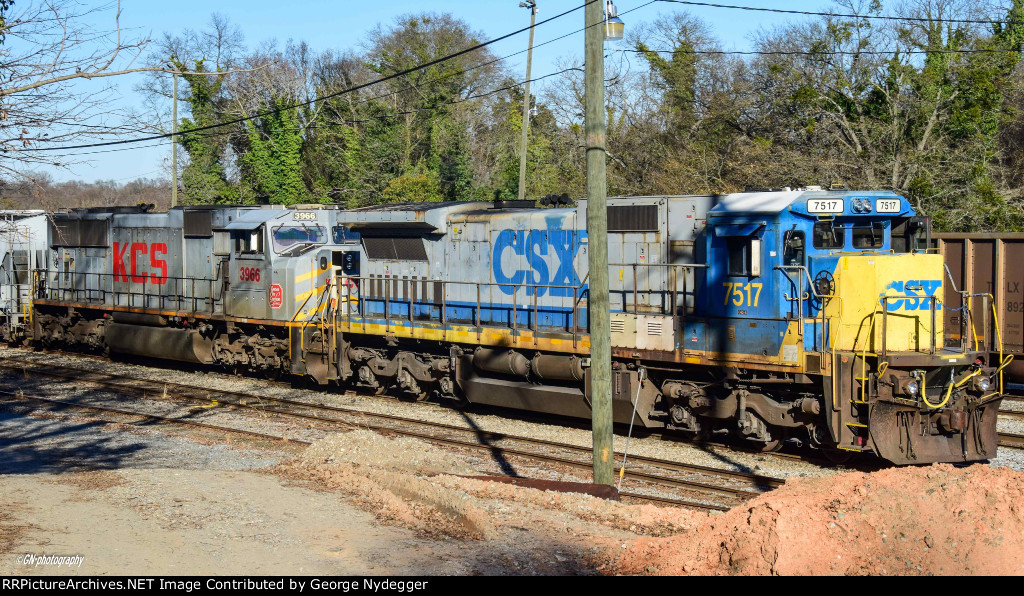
[605,0,624,41]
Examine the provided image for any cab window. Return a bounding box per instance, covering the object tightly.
[783,230,805,266]
[272,225,326,254]
[726,237,762,277]
[851,222,885,249]
[812,222,844,250]
[235,227,264,255]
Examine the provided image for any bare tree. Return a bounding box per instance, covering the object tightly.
[0,0,154,178]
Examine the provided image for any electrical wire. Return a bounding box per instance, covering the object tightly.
[656,0,1022,26]
[622,46,1024,56]
[29,0,597,153]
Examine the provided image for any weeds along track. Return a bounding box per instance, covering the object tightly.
[0,355,782,511]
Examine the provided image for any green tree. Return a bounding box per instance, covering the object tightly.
[173,57,237,204]
[239,99,310,205]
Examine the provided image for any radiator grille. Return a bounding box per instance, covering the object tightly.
[647,320,663,336]
[362,237,428,261]
[50,217,108,247]
[184,211,213,237]
[608,205,658,232]
[610,319,626,333]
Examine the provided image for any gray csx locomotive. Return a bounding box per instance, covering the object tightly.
[0,192,1009,464]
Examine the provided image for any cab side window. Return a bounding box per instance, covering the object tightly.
[783,230,805,266]
[726,236,762,277]
[236,227,265,256]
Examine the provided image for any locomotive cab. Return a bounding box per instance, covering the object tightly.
[700,191,1004,463]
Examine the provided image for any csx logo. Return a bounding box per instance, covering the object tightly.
[492,229,585,297]
[881,280,941,311]
[113,242,168,285]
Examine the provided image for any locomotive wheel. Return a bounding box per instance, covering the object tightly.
[761,438,784,452]
[822,448,854,465]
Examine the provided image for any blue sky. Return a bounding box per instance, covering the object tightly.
[46,0,821,183]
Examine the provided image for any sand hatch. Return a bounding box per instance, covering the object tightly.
[607,463,1024,576]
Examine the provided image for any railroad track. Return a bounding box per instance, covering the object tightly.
[9,348,1024,466]
[0,356,780,510]
[1001,432,1024,450]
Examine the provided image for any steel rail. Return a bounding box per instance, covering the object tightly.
[0,390,306,445]
[1,390,731,511]
[999,432,1024,449]
[0,357,767,503]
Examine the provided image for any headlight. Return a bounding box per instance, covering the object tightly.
[905,380,919,395]
[978,377,991,392]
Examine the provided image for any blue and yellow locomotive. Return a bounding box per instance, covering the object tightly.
[0,188,1007,464]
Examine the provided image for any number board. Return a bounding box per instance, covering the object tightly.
[875,198,902,213]
[806,198,844,214]
[293,211,317,221]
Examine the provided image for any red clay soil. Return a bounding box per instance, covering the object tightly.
[607,464,1024,576]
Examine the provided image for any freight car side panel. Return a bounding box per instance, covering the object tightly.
[937,233,1024,382]
[1003,240,1024,352]
[941,238,965,347]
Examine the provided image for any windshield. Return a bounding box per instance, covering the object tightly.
[851,222,886,249]
[273,225,326,254]
[812,222,845,250]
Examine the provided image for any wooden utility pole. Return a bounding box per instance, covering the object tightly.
[517,1,538,202]
[585,0,613,486]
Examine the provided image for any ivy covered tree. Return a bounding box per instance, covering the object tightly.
[173,57,237,204]
[238,99,309,205]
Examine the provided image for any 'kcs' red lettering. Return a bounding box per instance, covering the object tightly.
[112,242,168,285]
[113,242,129,282]
[150,243,167,285]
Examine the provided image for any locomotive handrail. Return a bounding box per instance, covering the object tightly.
[35,268,223,315]
[608,262,705,317]
[335,272,591,345]
[875,294,940,357]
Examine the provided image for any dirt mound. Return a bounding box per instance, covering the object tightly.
[298,430,477,476]
[282,431,492,539]
[608,464,1024,575]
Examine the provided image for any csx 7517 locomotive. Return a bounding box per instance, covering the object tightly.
[0,189,1009,464]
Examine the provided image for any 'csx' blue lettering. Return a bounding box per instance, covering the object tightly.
[492,229,586,296]
[881,280,942,311]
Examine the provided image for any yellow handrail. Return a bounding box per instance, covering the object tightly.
[990,298,1005,394]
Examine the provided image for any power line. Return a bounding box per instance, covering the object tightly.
[30,0,596,153]
[52,66,581,158]
[176,68,581,143]
[43,1,658,157]
[624,46,1024,56]
[309,1,656,133]
[656,0,1021,26]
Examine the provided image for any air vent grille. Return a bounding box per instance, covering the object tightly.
[362,237,428,261]
[608,205,658,232]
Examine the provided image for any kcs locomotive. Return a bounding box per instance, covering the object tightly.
[0,188,1009,464]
